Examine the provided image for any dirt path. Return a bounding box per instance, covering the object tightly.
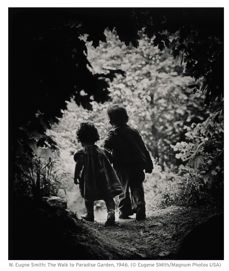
[11,197,221,260]
[77,205,218,259]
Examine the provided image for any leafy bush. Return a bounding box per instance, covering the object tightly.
[13,134,62,199]
[45,30,223,208]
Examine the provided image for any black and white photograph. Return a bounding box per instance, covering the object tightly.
[8,7,224,261]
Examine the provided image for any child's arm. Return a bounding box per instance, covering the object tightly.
[136,133,153,173]
[103,148,113,163]
[74,163,82,184]
[104,130,116,163]
[104,130,115,152]
[73,152,84,184]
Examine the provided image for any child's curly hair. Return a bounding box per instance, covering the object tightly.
[107,104,129,126]
[76,122,100,144]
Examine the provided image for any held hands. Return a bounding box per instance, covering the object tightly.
[74,178,80,185]
[144,166,153,183]
[145,165,153,174]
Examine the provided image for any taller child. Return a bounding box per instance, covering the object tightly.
[104,105,153,221]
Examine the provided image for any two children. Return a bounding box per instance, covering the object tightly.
[74,105,153,225]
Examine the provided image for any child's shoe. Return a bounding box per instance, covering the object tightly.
[119,213,132,219]
[136,213,146,221]
[136,205,146,221]
[81,215,94,222]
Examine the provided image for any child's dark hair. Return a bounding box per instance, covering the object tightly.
[107,105,129,126]
[76,122,100,144]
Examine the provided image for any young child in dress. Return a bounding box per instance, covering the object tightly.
[104,105,153,221]
[74,122,122,226]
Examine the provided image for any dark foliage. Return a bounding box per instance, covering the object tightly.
[9,8,223,132]
[177,214,224,259]
[9,7,223,162]
[135,9,223,101]
[9,197,125,260]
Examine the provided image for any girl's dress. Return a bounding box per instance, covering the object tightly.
[74,145,122,201]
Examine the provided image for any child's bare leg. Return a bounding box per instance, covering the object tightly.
[130,182,146,220]
[129,170,146,221]
[104,198,115,226]
[115,167,133,218]
[82,199,94,222]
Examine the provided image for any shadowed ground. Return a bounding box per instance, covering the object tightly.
[9,197,222,260]
[83,205,221,259]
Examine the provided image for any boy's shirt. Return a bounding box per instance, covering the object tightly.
[104,124,153,172]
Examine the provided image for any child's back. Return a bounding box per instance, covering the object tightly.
[74,122,122,226]
[74,145,122,200]
[104,124,153,171]
[104,105,153,221]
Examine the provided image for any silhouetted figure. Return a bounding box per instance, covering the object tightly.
[104,105,153,221]
[74,122,122,226]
